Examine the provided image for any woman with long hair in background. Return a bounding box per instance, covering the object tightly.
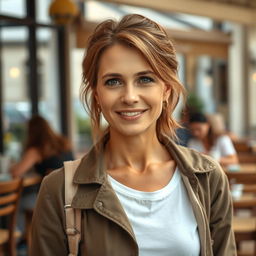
[10,115,74,238]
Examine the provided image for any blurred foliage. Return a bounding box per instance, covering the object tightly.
[187,93,205,113]
[3,123,26,160]
[76,115,92,146]
[9,123,26,143]
[76,116,91,135]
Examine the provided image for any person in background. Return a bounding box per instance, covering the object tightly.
[176,105,192,146]
[188,112,239,167]
[10,115,74,178]
[207,112,238,142]
[10,115,74,235]
[31,14,236,256]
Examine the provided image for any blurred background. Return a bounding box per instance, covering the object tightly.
[0,0,256,159]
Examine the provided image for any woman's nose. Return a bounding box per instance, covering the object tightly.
[121,86,139,105]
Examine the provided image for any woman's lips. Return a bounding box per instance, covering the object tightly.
[116,110,147,120]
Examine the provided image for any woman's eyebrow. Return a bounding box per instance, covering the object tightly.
[102,73,122,79]
[101,70,155,79]
[135,70,155,76]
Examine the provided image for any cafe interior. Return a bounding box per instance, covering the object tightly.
[0,0,256,255]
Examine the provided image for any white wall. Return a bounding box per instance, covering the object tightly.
[228,24,246,137]
[248,25,256,136]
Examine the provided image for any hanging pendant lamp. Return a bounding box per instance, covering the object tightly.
[49,0,79,25]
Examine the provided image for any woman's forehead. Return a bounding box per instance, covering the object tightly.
[97,44,152,76]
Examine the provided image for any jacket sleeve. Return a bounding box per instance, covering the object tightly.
[30,169,69,256]
[209,165,237,256]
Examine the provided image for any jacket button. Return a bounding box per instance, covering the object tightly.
[97,201,103,208]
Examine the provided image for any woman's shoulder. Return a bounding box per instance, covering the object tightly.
[40,167,65,198]
[178,144,228,185]
[217,134,231,141]
[179,146,227,185]
[176,143,222,173]
[216,134,234,146]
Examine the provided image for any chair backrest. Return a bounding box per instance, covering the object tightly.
[0,178,23,243]
[233,140,251,153]
[237,153,256,164]
[226,172,256,185]
[226,171,256,213]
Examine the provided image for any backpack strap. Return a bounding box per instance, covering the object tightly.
[64,159,82,256]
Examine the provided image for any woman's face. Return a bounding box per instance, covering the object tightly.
[95,43,170,137]
[189,122,210,140]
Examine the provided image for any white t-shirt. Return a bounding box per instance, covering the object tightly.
[188,135,236,161]
[108,169,200,256]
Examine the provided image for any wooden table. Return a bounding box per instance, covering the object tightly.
[225,164,256,184]
[225,165,256,198]
[233,193,256,209]
[23,174,42,187]
[0,173,42,187]
[225,163,256,173]
[228,164,256,254]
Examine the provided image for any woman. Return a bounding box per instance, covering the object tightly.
[31,15,236,255]
[188,112,238,167]
[10,115,74,234]
[10,115,74,177]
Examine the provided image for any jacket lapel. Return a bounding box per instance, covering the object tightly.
[71,135,136,241]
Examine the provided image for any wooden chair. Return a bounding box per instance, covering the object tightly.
[238,154,256,164]
[0,178,23,256]
[234,140,251,153]
[22,173,44,251]
[226,171,256,255]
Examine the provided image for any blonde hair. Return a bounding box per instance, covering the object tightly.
[81,14,186,141]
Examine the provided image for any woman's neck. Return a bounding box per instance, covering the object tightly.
[105,131,171,173]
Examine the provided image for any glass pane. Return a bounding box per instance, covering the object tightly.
[36,0,52,24]
[71,48,92,156]
[196,55,215,113]
[0,0,26,18]
[37,27,60,132]
[1,26,29,160]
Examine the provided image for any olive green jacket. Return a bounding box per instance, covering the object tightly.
[30,136,237,256]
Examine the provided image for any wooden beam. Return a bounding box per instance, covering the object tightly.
[75,20,230,58]
[165,28,231,44]
[174,40,228,58]
[94,0,256,25]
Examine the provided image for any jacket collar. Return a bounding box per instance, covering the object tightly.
[73,133,215,185]
[73,134,108,185]
[161,135,215,174]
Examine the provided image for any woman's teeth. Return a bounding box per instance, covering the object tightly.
[120,111,142,116]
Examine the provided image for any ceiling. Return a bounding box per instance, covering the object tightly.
[201,0,256,9]
[93,0,256,24]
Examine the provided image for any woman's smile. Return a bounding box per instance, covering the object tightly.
[116,109,148,121]
[96,43,170,137]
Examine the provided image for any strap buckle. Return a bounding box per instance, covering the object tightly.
[66,228,80,235]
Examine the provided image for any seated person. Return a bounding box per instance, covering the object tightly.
[9,115,74,235]
[176,106,192,147]
[187,112,238,167]
[10,115,74,177]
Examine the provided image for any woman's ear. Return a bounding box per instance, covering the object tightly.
[164,84,171,101]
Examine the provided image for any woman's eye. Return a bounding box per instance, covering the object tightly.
[138,76,154,84]
[104,79,121,87]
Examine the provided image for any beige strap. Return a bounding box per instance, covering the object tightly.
[64,159,82,256]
